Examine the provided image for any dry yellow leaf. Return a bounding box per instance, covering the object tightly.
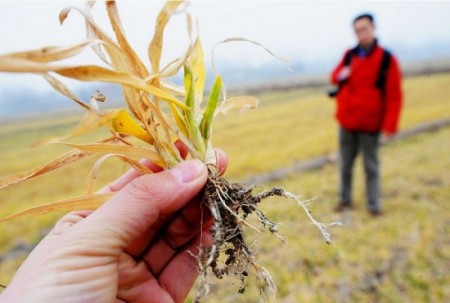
[3,40,98,63]
[60,142,165,167]
[59,5,119,66]
[0,193,114,223]
[148,1,185,73]
[85,153,153,195]
[0,150,90,190]
[55,65,188,110]
[42,73,91,110]
[105,1,148,78]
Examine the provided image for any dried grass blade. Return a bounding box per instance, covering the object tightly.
[85,154,114,194]
[211,37,291,74]
[2,40,98,63]
[60,143,165,167]
[157,45,193,80]
[0,150,90,190]
[148,1,184,73]
[42,73,90,110]
[85,153,154,195]
[55,65,187,110]
[159,79,186,97]
[105,1,148,78]
[117,157,153,175]
[0,57,70,73]
[59,5,146,120]
[0,193,114,223]
[217,96,259,115]
[59,6,118,65]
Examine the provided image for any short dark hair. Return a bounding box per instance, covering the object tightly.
[353,13,374,25]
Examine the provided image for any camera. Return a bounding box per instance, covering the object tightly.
[327,86,340,98]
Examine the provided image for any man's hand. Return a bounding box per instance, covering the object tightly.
[338,66,351,81]
[0,150,228,303]
[380,132,394,144]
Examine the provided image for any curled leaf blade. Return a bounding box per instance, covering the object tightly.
[59,5,118,65]
[109,109,153,143]
[217,96,259,115]
[148,1,184,73]
[84,153,152,195]
[42,73,90,110]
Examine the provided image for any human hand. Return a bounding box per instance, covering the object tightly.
[380,132,394,144]
[339,66,351,81]
[0,148,228,303]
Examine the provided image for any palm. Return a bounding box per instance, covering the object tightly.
[1,152,227,303]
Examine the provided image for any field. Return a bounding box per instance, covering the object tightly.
[0,73,450,302]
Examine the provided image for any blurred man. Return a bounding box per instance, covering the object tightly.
[330,13,403,216]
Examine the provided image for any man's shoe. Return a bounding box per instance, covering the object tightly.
[369,209,383,217]
[334,202,352,212]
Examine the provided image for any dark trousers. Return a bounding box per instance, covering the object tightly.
[339,127,381,211]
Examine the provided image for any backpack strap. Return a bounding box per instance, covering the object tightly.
[343,47,358,66]
[343,50,353,66]
[376,50,392,93]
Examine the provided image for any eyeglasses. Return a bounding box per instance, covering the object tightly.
[354,25,371,34]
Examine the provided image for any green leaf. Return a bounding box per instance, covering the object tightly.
[200,75,222,141]
[183,64,195,134]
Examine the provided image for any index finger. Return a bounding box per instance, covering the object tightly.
[99,148,228,194]
[98,140,189,193]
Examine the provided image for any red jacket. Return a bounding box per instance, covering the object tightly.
[331,44,403,134]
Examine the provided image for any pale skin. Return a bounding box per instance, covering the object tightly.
[0,146,228,303]
[340,16,393,142]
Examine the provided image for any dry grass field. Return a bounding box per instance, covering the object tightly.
[0,73,449,302]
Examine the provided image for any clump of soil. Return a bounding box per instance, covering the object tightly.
[194,167,338,302]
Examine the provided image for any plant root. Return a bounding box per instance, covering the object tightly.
[194,167,342,302]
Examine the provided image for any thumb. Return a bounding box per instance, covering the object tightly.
[76,159,207,250]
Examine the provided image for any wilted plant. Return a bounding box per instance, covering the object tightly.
[0,1,338,301]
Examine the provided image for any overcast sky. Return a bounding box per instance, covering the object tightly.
[1,0,450,90]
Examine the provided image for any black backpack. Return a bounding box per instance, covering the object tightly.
[328,48,391,98]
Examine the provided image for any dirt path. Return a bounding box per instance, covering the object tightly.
[244,117,450,184]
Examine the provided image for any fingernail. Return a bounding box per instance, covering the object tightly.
[170,160,204,183]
